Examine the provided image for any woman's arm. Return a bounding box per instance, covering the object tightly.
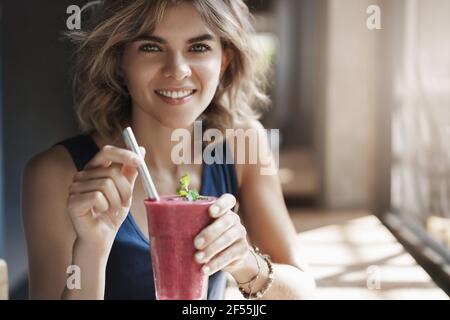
[194,120,316,299]
[22,145,141,299]
[22,146,90,299]
[231,120,316,299]
[60,239,109,299]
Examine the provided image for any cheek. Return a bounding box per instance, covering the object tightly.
[192,58,222,96]
[122,51,156,93]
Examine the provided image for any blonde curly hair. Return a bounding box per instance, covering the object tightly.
[66,0,270,140]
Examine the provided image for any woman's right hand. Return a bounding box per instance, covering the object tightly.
[67,145,145,254]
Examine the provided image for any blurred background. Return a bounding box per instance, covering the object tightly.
[0,0,449,299]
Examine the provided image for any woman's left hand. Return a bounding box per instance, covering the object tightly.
[193,193,250,275]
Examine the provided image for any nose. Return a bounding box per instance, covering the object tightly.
[162,52,192,80]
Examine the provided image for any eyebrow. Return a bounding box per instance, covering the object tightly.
[134,33,216,44]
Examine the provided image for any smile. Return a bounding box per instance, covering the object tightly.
[155,89,196,99]
[154,88,197,106]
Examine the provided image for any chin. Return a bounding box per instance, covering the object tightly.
[154,112,200,130]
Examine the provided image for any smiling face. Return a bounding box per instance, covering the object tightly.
[121,2,231,129]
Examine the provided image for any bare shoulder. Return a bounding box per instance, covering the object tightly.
[230,118,271,187]
[24,144,76,188]
[22,143,77,245]
[231,118,269,151]
[22,144,77,228]
[23,144,78,298]
[232,118,266,131]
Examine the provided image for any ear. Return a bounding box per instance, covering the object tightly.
[220,48,234,79]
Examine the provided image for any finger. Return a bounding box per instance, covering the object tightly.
[76,164,133,187]
[69,178,122,211]
[68,191,109,217]
[139,146,146,157]
[195,224,247,263]
[118,146,145,206]
[74,165,122,181]
[85,145,141,169]
[122,146,146,184]
[209,193,237,218]
[194,211,239,249]
[121,164,138,186]
[201,240,248,276]
[106,203,129,222]
[74,166,133,206]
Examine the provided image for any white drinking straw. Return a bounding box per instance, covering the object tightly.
[122,127,160,201]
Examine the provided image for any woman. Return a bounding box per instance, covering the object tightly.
[22,0,315,299]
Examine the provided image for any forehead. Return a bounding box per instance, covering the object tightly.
[151,2,217,39]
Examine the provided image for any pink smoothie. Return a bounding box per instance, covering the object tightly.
[144,195,216,300]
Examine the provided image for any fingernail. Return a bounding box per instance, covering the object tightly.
[202,265,210,275]
[194,237,205,249]
[195,251,205,262]
[210,205,219,217]
[136,156,144,165]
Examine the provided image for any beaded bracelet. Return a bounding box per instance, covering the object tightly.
[238,246,274,300]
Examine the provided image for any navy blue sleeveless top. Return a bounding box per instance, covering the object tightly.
[57,134,239,300]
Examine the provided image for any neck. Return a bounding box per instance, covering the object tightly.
[127,107,196,174]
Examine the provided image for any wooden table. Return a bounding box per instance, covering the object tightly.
[225,211,449,300]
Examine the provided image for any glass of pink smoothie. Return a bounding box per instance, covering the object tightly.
[144,195,216,300]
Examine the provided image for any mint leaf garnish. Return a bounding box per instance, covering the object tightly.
[188,189,199,201]
[176,173,200,201]
[176,187,188,197]
[180,174,190,190]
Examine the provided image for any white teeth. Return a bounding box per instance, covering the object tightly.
[156,90,194,99]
